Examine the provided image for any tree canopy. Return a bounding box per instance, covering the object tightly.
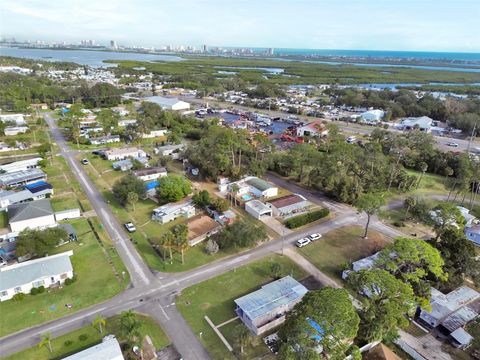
[16,227,69,257]
[157,174,192,203]
[112,174,146,206]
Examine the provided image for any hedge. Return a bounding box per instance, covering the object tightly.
[284,209,330,229]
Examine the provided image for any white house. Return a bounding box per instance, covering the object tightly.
[0,114,26,126]
[104,147,147,161]
[342,252,381,279]
[152,200,195,224]
[0,181,53,211]
[0,250,74,301]
[144,96,191,111]
[118,119,137,127]
[245,200,272,219]
[142,129,168,139]
[132,166,167,181]
[62,335,124,360]
[266,194,309,217]
[90,135,120,145]
[221,176,278,200]
[296,120,329,137]
[360,109,384,123]
[111,105,130,117]
[0,169,47,188]
[465,225,480,246]
[154,144,185,159]
[0,157,42,173]
[7,198,56,232]
[4,126,29,136]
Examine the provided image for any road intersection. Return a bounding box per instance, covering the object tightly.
[0,113,403,360]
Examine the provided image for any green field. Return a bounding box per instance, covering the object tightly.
[2,313,170,360]
[0,217,129,337]
[177,255,307,360]
[297,225,390,283]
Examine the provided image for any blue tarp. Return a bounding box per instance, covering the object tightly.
[307,318,325,341]
[145,180,159,191]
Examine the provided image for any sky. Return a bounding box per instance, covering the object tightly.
[0,0,479,52]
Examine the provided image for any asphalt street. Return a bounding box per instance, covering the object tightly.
[0,113,403,359]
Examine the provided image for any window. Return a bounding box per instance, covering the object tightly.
[32,280,44,287]
[14,287,22,293]
[50,277,55,283]
[60,273,68,280]
[1,290,7,297]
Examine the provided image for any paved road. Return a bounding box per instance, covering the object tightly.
[0,114,406,359]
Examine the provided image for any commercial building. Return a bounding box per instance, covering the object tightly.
[7,198,56,232]
[296,120,329,137]
[360,109,385,123]
[235,276,308,335]
[400,116,433,132]
[62,335,124,360]
[0,250,74,301]
[132,167,167,181]
[144,96,191,111]
[0,168,46,188]
[0,157,42,173]
[152,200,195,224]
[245,200,272,219]
[267,194,309,216]
[104,147,147,161]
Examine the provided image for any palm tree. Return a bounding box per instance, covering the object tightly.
[417,162,428,189]
[127,191,139,211]
[38,333,53,353]
[230,183,240,206]
[160,231,175,261]
[120,310,142,346]
[233,324,252,354]
[173,224,189,264]
[92,314,106,334]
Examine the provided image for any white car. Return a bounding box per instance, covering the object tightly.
[308,233,322,241]
[81,158,89,165]
[296,238,311,248]
[447,142,459,148]
[124,222,136,233]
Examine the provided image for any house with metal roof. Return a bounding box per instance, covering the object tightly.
[0,168,46,188]
[0,181,53,211]
[7,198,56,232]
[220,176,278,200]
[0,250,73,301]
[89,135,120,145]
[400,116,433,132]
[267,194,309,217]
[154,143,185,159]
[245,200,272,219]
[0,157,42,174]
[144,96,190,111]
[234,276,308,335]
[104,147,146,161]
[152,200,195,224]
[62,335,124,360]
[132,166,167,181]
[418,286,480,348]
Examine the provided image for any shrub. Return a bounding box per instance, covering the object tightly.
[78,334,88,341]
[37,285,45,293]
[393,221,405,227]
[12,293,26,301]
[205,239,219,255]
[30,287,39,295]
[284,209,330,229]
[64,340,74,347]
[64,276,77,286]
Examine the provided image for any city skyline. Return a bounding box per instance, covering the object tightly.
[0,0,479,53]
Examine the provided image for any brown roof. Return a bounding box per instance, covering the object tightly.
[268,194,306,209]
[363,343,401,360]
[187,215,221,240]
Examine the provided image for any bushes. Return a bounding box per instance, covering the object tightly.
[284,209,330,229]
[12,293,26,301]
[30,286,45,295]
[78,334,88,341]
[64,340,74,347]
[65,276,77,286]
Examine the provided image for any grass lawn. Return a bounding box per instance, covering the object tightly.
[177,255,307,360]
[0,218,129,337]
[379,207,434,239]
[297,225,390,283]
[0,211,8,228]
[2,312,170,360]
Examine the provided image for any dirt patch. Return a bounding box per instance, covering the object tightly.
[199,303,211,311]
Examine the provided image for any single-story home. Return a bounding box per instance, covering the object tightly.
[117,119,137,127]
[7,198,56,232]
[0,169,47,188]
[267,194,309,216]
[132,166,167,181]
[400,116,433,132]
[0,181,53,211]
[466,225,480,246]
[104,147,147,161]
[187,215,222,246]
[342,252,381,279]
[144,96,191,111]
[0,114,26,126]
[152,200,195,224]
[245,200,272,219]
[220,176,278,200]
[90,135,120,145]
[0,157,42,173]
[359,109,385,123]
[0,250,74,301]
[111,105,130,116]
[296,120,329,137]
[154,144,185,159]
[142,129,168,139]
[30,103,48,111]
[235,276,308,335]
[62,335,124,360]
[4,126,29,136]
[112,157,149,172]
[418,286,480,349]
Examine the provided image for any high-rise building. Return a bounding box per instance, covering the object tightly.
[110,40,117,49]
[268,48,274,56]
[202,44,208,53]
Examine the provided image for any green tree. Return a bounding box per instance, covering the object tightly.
[213,220,266,250]
[429,202,464,240]
[279,288,359,360]
[120,310,142,346]
[355,193,386,238]
[377,237,446,308]
[112,175,146,206]
[15,227,69,257]
[348,269,415,342]
[127,191,139,211]
[92,315,106,334]
[192,190,211,208]
[270,262,282,279]
[157,231,175,261]
[416,162,428,189]
[157,174,192,203]
[38,333,53,353]
[233,324,253,355]
[172,224,189,264]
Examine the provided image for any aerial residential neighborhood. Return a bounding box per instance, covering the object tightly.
[0,2,480,360]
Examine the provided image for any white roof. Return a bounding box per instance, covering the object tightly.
[153,200,193,216]
[351,252,381,272]
[144,96,190,109]
[401,116,433,129]
[245,199,270,213]
[62,335,124,360]
[450,328,473,345]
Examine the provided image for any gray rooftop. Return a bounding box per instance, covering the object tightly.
[450,328,473,346]
[8,198,54,222]
[62,335,124,360]
[0,251,73,291]
[246,177,275,192]
[0,168,46,186]
[234,276,308,320]
[144,96,185,107]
